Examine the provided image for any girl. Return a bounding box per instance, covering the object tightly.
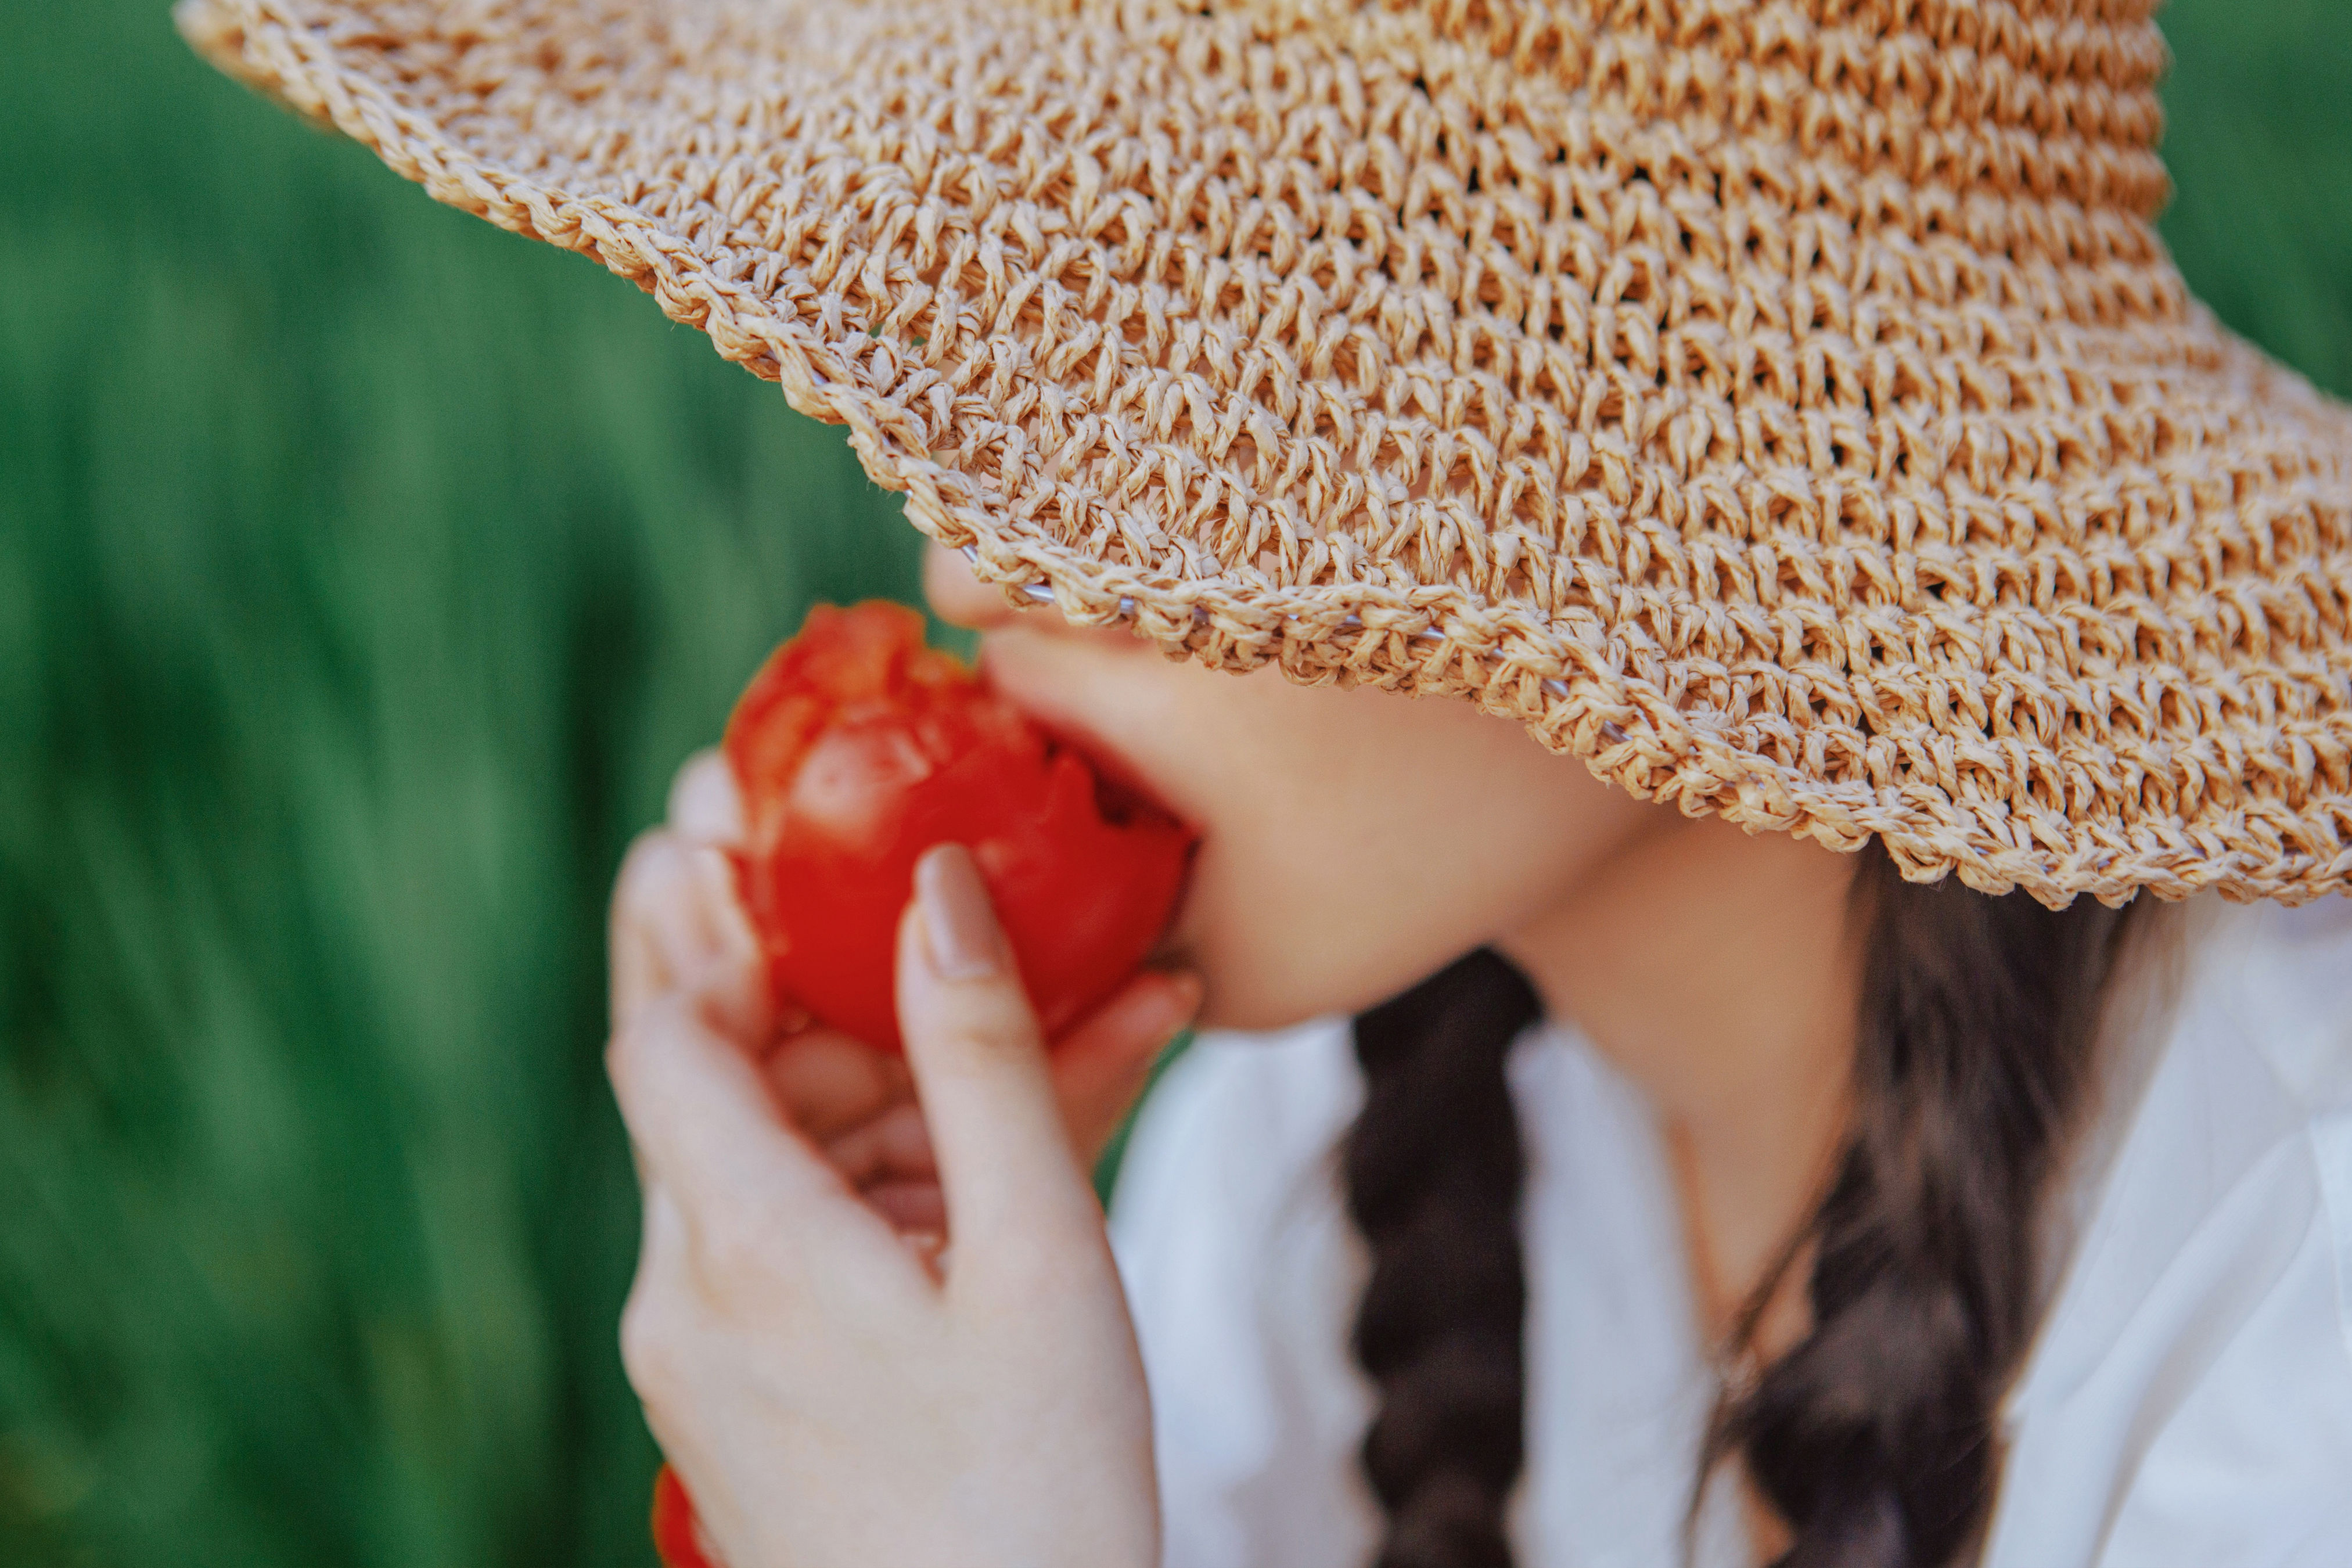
[607,546,2351,1567]
[185,0,2352,1562]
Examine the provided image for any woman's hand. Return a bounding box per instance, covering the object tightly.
[605,753,1196,1568]
[613,753,1198,1241]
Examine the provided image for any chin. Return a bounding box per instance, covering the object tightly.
[1186,948,1434,1033]
[1189,976,1308,1033]
[1189,979,1324,1035]
[1157,900,1310,1034]
[1163,896,1386,1035]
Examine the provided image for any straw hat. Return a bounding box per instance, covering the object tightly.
[179,0,2351,907]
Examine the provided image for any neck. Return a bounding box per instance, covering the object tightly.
[1497,814,1861,1339]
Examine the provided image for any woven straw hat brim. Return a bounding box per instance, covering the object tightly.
[179,0,2352,906]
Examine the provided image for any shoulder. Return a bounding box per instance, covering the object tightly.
[1989,898,2352,1567]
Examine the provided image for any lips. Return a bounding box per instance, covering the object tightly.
[1034,717,1202,956]
[976,635,1203,956]
[977,637,1164,799]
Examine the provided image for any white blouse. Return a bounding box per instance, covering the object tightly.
[1107,897,2352,1568]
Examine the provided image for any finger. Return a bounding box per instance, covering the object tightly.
[614,1009,937,1362]
[1051,969,1202,1161]
[677,841,769,1045]
[607,990,850,1227]
[865,1180,947,1236]
[636,1177,690,1286]
[612,835,720,1017]
[763,1030,912,1143]
[667,748,746,845]
[620,1180,693,1430]
[615,831,769,1039]
[900,1228,948,1281]
[611,831,695,1027]
[665,751,779,1045]
[825,1102,937,1189]
[893,845,1102,1264]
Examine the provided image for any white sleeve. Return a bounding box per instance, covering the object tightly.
[1987,904,2352,1568]
[2095,1185,2352,1566]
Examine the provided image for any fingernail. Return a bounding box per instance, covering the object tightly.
[1165,970,1204,1021]
[1136,971,1204,1038]
[1105,970,1202,1049]
[916,843,1006,981]
[668,751,745,844]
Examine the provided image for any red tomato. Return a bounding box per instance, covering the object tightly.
[651,1465,717,1568]
[723,600,1195,1054]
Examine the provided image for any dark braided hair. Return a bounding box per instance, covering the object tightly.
[1344,948,1541,1568]
[1340,845,2149,1568]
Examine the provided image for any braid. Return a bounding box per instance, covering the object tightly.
[1712,845,2147,1567]
[1344,949,1541,1568]
[1340,854,2145,1568]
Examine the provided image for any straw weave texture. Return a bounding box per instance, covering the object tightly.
[180,0,2352,905]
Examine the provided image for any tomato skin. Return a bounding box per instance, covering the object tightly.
[651,1465,717,1568]
[724,601,1196,1054]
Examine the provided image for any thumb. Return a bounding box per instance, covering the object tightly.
[893,845,1103,1269]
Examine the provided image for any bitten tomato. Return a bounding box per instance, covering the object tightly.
[650,1464,715,1568]
[723,599,1196,1053]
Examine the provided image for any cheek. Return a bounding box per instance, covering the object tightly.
[979,628,1645,1030]
[1168,699,1645,1028]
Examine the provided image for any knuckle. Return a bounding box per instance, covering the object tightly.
[933,991,1042,1063]
[668,750,744,841]
[666,749,720,818]
[614,833,690,923]
[686,1200,786,1303]
[605,995,693,1111]
[603,1026,642,1103]
[614,830,674,898]
[604,1011,659,1101]
[617,1285,686,1411]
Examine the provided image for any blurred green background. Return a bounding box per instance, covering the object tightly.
[2,2,2346,1565]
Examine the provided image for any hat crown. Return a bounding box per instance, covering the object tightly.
[1204,0,2174,217]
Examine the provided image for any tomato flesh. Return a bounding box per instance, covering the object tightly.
[723,600,1196,1055]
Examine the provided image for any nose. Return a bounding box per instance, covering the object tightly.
[922,542,1022,632]
[920,541,1145,654]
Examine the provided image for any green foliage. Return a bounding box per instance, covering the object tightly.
[0,6,919,1566]
[0,1,2345,1566]
[2160,0,2352,401]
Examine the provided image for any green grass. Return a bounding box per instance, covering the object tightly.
[0,8,920,1566]
[1,2,2346,1565]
